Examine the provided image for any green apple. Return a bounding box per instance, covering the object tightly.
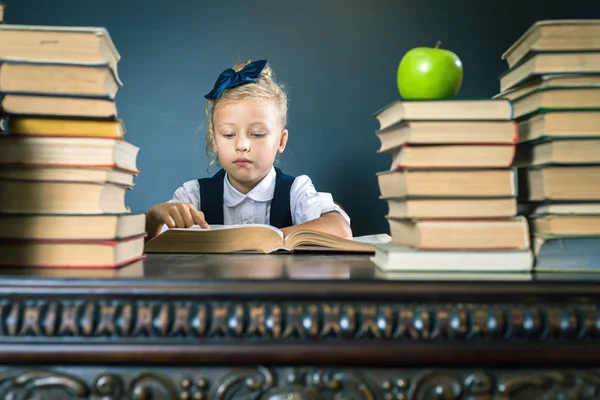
[397,41,463,100]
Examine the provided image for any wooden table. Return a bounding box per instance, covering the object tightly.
[0,252,598,399]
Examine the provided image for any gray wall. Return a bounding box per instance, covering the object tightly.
[7,0,600,235]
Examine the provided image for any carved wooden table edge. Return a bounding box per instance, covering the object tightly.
[0,280,599,366]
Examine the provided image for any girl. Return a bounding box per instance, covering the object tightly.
[145,59,352,240]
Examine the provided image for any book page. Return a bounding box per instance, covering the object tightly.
[178,224,284,239]
[284,230,388,252]
[147,223,285,253]
[350,234,392,244]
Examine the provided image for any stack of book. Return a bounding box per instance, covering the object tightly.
[0,23,146,269]
[370,98,534,273]
[495,19,600,272]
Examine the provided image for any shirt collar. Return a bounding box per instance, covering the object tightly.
[223,166,276,207]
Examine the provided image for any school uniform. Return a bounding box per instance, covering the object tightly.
[164,166,350,231]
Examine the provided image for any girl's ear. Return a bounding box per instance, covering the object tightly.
[278,129,288,153]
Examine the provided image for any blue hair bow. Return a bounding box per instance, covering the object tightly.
[204,60,268,100]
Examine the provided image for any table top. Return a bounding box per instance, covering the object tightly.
[0,252,595,279]
[0,253,598,300]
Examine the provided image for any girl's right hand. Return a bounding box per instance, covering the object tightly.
[147,202,209,229]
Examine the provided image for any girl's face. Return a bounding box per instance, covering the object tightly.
[212,98,288,194]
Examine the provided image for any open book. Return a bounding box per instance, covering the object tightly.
[144,224,391,254]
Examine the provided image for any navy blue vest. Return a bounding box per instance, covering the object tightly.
[197,168,295,228]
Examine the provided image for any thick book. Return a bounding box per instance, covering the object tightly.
[515,138,600,167]
[530,202,600,237]
[0,61,120,99]
[0,180,131,214]
[144,224,391,254]
[510,87,600,119]
[375,120,517,153]
[386,143,516,169]
[534,236,600,272]
[519,165,600,201]
[377,168,516,198]
[7,117,126,138]
[374,99,513,131]
[532,215,600,236]
[517,110,600,143]
[0,234,146,268]
[495,74,600,101]
[0,212,146,240]
[371,243,533,272]
[386,216,530,250]
[0,24,120,81]
[499,52,600,93]
[384,197,517,219]
[1,94,117,118]
[0,136,139,173]
[0,165,135,187]
[502,20,600,68]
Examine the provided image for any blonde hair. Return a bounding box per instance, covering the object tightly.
[204,60,288,170]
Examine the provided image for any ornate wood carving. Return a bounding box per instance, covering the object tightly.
[0,367,597,399]
[0,299,597,343]
[0,370,91,399]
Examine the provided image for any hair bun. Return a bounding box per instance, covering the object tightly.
[259,63,273,80]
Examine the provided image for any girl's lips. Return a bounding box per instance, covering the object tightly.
[234,159,252,166]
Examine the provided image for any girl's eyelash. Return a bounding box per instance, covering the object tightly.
[221,132,265,138]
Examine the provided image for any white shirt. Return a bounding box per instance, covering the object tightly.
[167,166,351,227]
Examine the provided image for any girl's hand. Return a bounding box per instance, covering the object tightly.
[148,202,209,229]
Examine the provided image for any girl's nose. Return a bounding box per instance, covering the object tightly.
[236,136,250,152]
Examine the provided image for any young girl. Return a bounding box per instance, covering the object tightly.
[145,59,352,240]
